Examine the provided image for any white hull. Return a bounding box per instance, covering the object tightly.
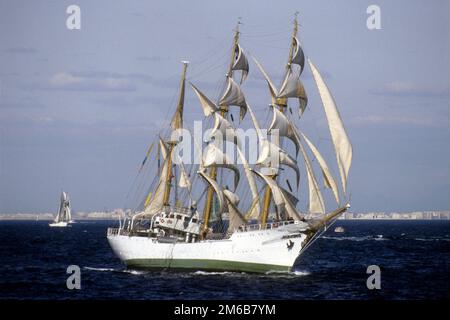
[107,222,310,272]
[49,221,68,227]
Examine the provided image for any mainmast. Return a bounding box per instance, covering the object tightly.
[202,22,240,236]
[260,14,299,227]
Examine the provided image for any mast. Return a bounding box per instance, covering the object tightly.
[260,181,272,226]
[163,61,189,207]
[286,12,299,73]
[273,13,299,112]
[259,14,299,226]
[202,21,240,235]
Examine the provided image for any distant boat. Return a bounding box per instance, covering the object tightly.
[334,226,345,233]
[49,191,73,227]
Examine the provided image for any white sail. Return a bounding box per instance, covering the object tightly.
[177,157,192,191]
[190,82,218,117]
[143,153,171,215]
[203,143,240,190]
[159,137,169,160]
[268,106,299,155]
[232,44,249,84]
[223,189,246,233]
[277,68,308,115]
[223,188,240,206]
[50,191,72,226]
[257,139,300,186]
[170,61,188,130]
[198,169,224,215]
[252,56,278,104]
[294,132,326,215]
[291,37,305,74]
[218,77,247,120]
[56,192,71,222]
[300,132,340,204]
[252,170,303,221]
[247,103,264,142]
[308,59,352,194]
[210,112,241,147]
[236,147,261,220]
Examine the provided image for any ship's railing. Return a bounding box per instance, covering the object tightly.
[107,227,131,237]
[161,205,192,215]
[234,220,297,233]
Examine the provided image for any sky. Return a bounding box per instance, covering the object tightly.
[0,0,449,213]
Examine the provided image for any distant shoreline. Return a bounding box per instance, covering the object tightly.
[1,210,449,221]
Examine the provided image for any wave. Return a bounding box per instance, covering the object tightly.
[192,271,236,276]
[321,235,388,241]
[83,267,116,272]
[83,266,148,275]
[265,270,310,277]
[413,238,450,242]
[322,235,450,242]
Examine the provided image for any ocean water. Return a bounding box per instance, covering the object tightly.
[0,220,448,300]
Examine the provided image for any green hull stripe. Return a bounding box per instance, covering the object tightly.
[125,258,290,273]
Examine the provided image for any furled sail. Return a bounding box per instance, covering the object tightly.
[190,82,218,117]
[268,106,299,155]
[308,59,352,195]
[277,68,308,115]
[198,169,224,215]
[300,132,340,204]
[231,44,249,84]
[291,37,305,74]
[218,77,247,120]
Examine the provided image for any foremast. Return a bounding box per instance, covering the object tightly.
[260,13,305,226]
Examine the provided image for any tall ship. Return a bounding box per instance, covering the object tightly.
[49,191,73,227]
[107,15,353,272]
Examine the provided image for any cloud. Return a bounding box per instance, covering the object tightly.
[4,47,38,54]
[350,114,444,127]
[26,72,137,92]
[370,81,450,98]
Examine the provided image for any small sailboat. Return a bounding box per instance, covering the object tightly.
[49,191,73,227]
[334,226,345,233]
